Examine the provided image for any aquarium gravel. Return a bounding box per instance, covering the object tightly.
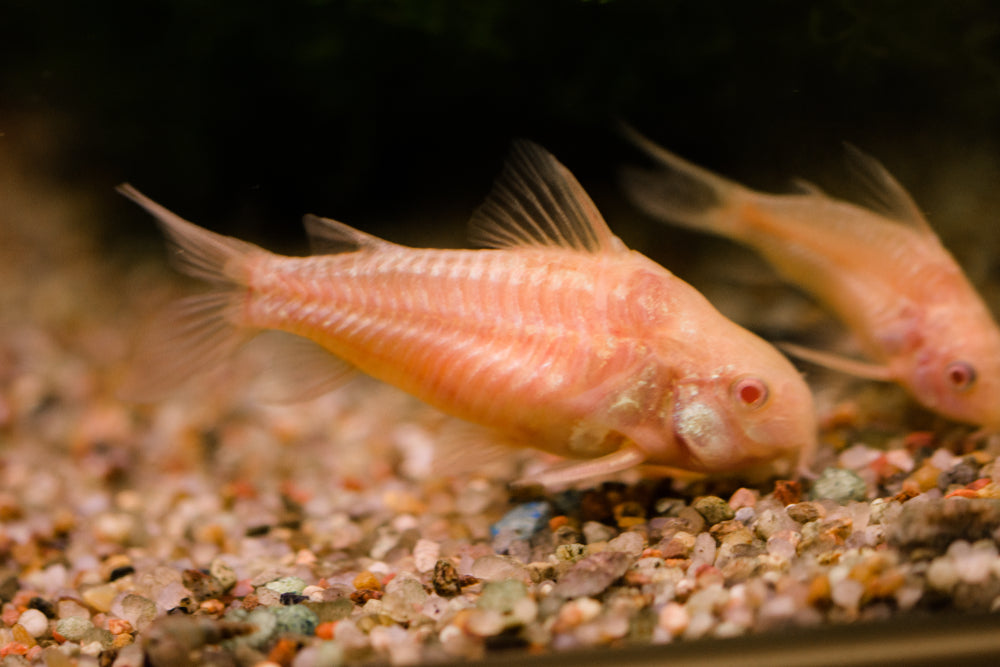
[5,175,1000,666]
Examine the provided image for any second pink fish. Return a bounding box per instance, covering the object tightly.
[622,127,1000,430]
[120,142,816,486]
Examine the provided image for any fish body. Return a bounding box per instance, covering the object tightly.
[121,142,816,485]
[622,128,1000,428]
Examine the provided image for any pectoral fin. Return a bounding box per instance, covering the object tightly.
[780,343,896,381]
[513,443,647,488]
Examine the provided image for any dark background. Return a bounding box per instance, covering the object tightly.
[4,0,1000,263]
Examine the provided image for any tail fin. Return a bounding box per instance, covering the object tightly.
[117,185,262,401]
[618,125,752,241]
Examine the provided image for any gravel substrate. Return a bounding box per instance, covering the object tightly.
[5,172,1000,666]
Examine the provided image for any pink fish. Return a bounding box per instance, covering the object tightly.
[119,142,816,486]
[622,127,1000,429]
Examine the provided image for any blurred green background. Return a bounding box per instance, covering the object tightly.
[4,0,1000,258]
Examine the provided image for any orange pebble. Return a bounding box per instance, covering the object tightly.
[548,515,570,530]
[315,621,337,640]
[268,637,299,666]
[353,570,382,591]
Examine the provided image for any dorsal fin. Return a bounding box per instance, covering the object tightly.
[842,144,933,234]
[303,214,399,255]
[469,140,626,254]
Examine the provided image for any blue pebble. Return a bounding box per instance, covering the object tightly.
[491,501,552,539]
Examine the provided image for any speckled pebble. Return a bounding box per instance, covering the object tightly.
[692,496,735,525]
[55,616,94,642]
[809,468,868,503]
[271,604,320,635]
[266,576,308,595]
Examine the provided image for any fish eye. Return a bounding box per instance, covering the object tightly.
[732,377,769,409]
[945,361,977,392]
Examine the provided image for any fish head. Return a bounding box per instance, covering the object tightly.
[908,310,1000,429]
[671,345,817,475]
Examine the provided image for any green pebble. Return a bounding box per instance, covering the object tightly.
[809,467,868,503]
[55,616,94,642]
[237,608,278,648]
[692,496,735,525]
[476,579,527,613]
[272,604,319,636]
[209,559,238,592]
[264,576,307,595]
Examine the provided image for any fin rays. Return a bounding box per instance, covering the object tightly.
[469,141,623,254]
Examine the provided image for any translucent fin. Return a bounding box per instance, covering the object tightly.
[841,144,933,234]
[303,214,399,255]
[398,419,522,481]
[119,293,253,402]
[780,342,896,381]
[118,184,266,401]
[469,140,626,254]
[790,178,826,196]
[618,125,747,240]
[512,443,647,488]
[118,184,261,285]
[242,331,357,403]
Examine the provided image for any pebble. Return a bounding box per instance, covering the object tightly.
[54,617,94,643]
[470,555,530,583]
[553,551,632,598]
[112,595,158,632]
[809,468,868,503]
[491,502,552,540]
[272,604,319,636]
[265,576,307,596]
[381,574,428,623]
[477,580,527,614]
[607,530,645,558]
[412,538,441,573]
[692,496,735,525]
[16,609,47,638]
[582,521,618,545]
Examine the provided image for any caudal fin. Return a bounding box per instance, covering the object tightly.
[117,185,263,401]
[619,125,751,241]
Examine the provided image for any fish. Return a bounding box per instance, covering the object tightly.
[118,141,817,486]
[621,126,1000,429]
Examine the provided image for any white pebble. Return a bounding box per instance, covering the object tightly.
[885,448,914,472]
[690,532,716,568]
[839,444,880,470]
[607,530,644,558]
[464,609,505,637]
[831,578,864,611]
[17,608,48,637]
[412,538,441,573]
[658,602,688,636]
[930,448,959,471]
[957,542,998,584]
[927,557,959,592]
[683,610,715,640]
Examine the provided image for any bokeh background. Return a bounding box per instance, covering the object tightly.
[4,0,1000,284]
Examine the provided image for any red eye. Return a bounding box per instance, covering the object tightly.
[733,377,769,409]
[946,361,976,391]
